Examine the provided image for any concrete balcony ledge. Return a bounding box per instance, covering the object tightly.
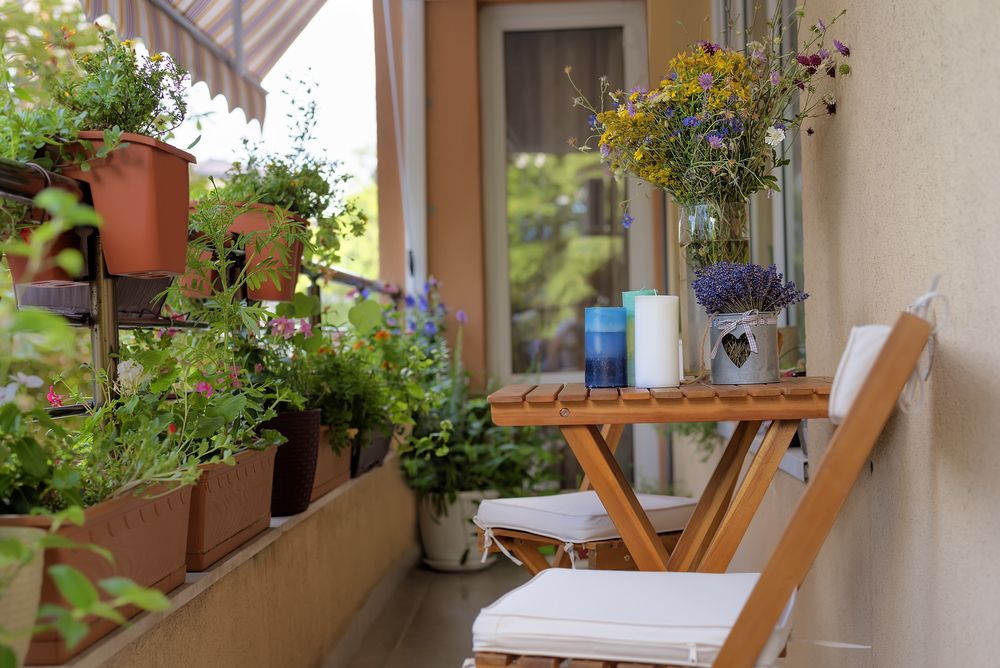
[55,453,419,668]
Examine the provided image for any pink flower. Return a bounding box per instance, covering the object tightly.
[156,328,179,339]
[269,317,296,340]
[196,381,214,398]
[228,365,242,389]
[299,319,314,338]
[46,385,64,408]
[254,363,264,374]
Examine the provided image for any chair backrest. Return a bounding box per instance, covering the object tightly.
[714,312,932,667]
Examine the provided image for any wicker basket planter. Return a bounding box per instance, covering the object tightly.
[263,409,321,516]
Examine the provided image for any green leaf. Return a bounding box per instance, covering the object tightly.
[55,249,84,275]
[291,292,319,318]
[208,394,247,422]
[0,644,16,668]
[348,299,382,335]
[11,437,49,479]
[100,578,170,612]
[185,135,202,150]
[48,564,99,610]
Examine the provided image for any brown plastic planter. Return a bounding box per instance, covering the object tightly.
[186,447,277,571]
[264,409,321,516]
[228,204,305,302]
[6,226,86,287]
[0,486,191,664]
[60,131,195,278]
[311,427,354,502]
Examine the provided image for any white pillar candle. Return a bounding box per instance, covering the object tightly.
[634,295,680,388]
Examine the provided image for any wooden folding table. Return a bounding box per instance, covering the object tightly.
[487,377,830,572]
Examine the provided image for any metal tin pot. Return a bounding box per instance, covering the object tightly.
[709,311,779,385]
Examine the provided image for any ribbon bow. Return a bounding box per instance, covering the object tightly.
[709,310,762,361]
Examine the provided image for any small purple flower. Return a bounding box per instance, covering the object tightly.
[599,143,610,158]
[729,118,744,133]
[406,318,417,333]
[682,116,699,128]
[698,72,714,91]
[818,47,830,59]
[770,70,780,86]
[588,114,599,130]
[456,309,467,325]
[269,317,296,340]
[816,18,827,33]
[404,294,416,308]
[834,39,850,57]
[299,318,313,338]
[361,288,370,299]
[423,321,437,337]
[668,71,678,81]
[774,122,786,130]
[621,212,634,229]
[696,40,720,55]
[664,107,675,118]
[706,133,724,149]
[418,294,429,312]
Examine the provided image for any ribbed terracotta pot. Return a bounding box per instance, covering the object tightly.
[186,447,277,571]
[227,204,305,302]
[311,427,354,503]
[60,131,195,278]
[263,409,321,516]
[0,486,191,664]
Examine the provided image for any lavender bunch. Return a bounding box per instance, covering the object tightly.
[691,262,808,314]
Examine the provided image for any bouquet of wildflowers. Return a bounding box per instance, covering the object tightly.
[691,262,808,314]
[568,5,851,220]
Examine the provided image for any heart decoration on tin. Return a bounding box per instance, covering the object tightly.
[722,333,752,368]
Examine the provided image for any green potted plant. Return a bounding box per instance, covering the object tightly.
[0,192,191,664]
[49,24,196,278]
[218,81,366,301]
[0,0,98,286]
[395,285,559,571]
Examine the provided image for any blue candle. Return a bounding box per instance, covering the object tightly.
[585,307,627,388]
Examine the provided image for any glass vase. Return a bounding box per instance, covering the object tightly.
[677,201,750,377]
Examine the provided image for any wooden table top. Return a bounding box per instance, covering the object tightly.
[487,377,831,426]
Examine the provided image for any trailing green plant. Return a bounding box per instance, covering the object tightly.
[218,77,367,267]
[51,26,188,138]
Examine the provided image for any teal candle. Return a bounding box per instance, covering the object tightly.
[622,289,657,386]
[585,307,627,388]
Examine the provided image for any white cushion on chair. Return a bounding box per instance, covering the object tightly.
[474,491,696,543]
[473,569,795,667]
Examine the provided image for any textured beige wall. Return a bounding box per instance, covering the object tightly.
[98,460,418,668]
[728,2,1000,666]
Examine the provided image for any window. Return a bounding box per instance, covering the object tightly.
[480,1,654,385]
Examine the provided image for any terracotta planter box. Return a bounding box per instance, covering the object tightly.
[264,409,321,516]
[228,204,305,302]
[7,226,87,287]
[61,131,195,278]
[0,486,191,664]
[311,427,354,502]
[186,447,277,571]
[351,425,394,478]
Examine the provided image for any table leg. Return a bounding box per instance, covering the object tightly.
[561,424,669,571]
[697,420,801,573]
[667,420,763,572]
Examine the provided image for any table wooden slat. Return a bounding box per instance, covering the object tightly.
[782,377,819,396]
[708,384,749,398]
[557,383,589,402]
[619,387,651,400]
[743,384,784,397]
[487,384,536,404]
[682,384,716,399]
[524,384,564,403]
[650,387,684,400]
[589,388,620,401]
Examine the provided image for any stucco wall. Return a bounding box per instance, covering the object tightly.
[729,2,1000,666]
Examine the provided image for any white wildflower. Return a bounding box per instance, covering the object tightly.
[764,126,786,147]
[0,381,18,405]
[15,372,42,388]
[117,360,147,394]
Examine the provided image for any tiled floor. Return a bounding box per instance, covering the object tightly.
[349,558,529,668]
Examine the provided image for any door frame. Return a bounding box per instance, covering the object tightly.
[479,0,653,385]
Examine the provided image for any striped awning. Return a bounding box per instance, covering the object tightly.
[82,0,326,123]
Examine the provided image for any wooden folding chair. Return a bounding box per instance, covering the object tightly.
[475,424,692,573]
[472,312,932,667]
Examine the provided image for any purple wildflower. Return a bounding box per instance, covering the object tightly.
[621,212,634,229]
[599,143,610,158]
[664,107,675,118]
[816,18,827,33]
[418,294,429,312]
[269,317,296,340]
[706,133,724,149]
[668,71,678,81]
[696,40,720,55]
[423,321,437,337]
[698,72,714,91]
[834,39,850,57]
[770,70,780,86]
[404,294,416,308]
[456,309,467,325]
[818,47,830,59]
[299,318,313,338]
[588,114,599,130]
[682,116,699,128]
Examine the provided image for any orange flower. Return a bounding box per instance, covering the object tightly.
[353,341,364,351]
[374,330,391,341]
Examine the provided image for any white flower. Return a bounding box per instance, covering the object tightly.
[117,360,147,394]
[15,372,42,389]
[764,126,786,147]
[0,382,18,405]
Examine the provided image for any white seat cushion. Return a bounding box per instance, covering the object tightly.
[474,491,696,543]
[473,569,795,667]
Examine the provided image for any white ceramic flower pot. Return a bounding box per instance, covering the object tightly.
[0,527,46,665]
[418,490,499,572]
